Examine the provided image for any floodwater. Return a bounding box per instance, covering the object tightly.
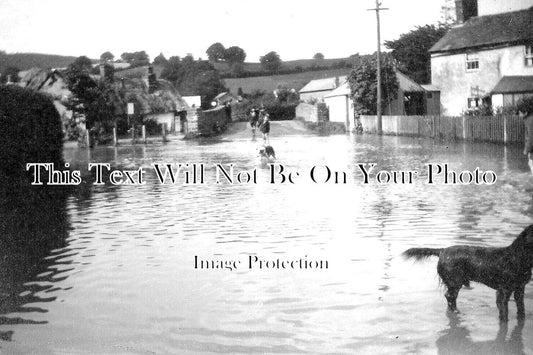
[1,132,533,354]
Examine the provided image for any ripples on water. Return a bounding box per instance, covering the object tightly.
[1,134,533,354]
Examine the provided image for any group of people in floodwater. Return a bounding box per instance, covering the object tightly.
[249,106,270,143]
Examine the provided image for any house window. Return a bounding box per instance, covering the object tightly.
[466,53,479,71]
[525,45,533,67]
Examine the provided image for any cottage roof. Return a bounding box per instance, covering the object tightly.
[18,68,70,100]
[430,7,533,54]
[396,72,426,92]
[324,72,424,98]
[299,76,347,93]
[113,77,188,115]
[19,68,64,91]
[324,81,350,98]
[214,92,229,100]
[491,76,533,94]
[421,84,440,92]
[112,65,188,114]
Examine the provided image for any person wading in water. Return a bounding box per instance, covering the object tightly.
[518,97,533,175]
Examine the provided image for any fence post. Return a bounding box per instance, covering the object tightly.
[86,129,91,147]
[396,116,400,136]
[142,125,146,144]
[462,116,466,140]
[113,127,118,146]
[503,115,507,144]
[162,123,168,142]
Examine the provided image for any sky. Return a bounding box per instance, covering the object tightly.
[0,0,445,62]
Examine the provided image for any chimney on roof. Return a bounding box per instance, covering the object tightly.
[455,0,478,24]
[148,65,157,93]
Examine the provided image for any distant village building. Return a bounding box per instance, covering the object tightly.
[212,92,237,106]
[113,66,188,132]
[320,72,440,130]
[182,96,201,108]
[323,81,354,131]
[18,68,73,131]
[429,0,533,115]
[299,76,346,103]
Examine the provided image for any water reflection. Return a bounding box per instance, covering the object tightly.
[0,182,71,340]
[1,134,533,353]
[437,312,525,355]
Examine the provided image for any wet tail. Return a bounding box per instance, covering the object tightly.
[402,248,443,261]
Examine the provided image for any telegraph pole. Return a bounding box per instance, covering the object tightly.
[368,0,388,135]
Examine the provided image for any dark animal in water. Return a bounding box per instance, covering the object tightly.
[259,145,276,160]
[403,225,533,322]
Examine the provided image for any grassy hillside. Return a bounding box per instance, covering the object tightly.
[0,52,85,72]
[213,57,354,75]
[223,68,351,94]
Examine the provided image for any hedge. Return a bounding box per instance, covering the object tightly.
[0,85,64,179]
[264,103,297,121]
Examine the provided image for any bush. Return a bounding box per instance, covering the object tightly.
[264,103,297,120]
[0,85,64,179]
[463,104,493,117]
[517,96,533,114]
[144,118,161,135]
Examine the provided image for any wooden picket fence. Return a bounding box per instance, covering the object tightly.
[359,115,525,144]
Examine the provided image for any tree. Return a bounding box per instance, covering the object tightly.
[384,24,449,84]
[206,42,226,62]
[153,53,168,66]
[65,56,118,142]
[67,56,93,76]
[120,51,150,67]
[1,66,20,83]
[347,56,399,115]
[313,53,324,60]
[160,56,182,83]
[100,51,114,63]
[160,56,226,109]
[260,51,282,72]
[224,46,246,64]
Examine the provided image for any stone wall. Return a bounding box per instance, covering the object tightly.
[198,106,229,136]
[296,103,329,123]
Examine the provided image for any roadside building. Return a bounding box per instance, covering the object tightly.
[322,72,438,130]
[18,68,73,131]
[212,92,237,106]
[323,81,354,131]
[114,66,189,133]
[429,1,533,115]
[299,76,346,103]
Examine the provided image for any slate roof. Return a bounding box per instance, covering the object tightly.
[396,72,425,92]
[491,76,533,94]
[299,76,347,93]
[324,72,424,99]
[324,81,350,98]
[430,7,533,54]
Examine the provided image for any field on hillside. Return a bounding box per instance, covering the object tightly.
[223,68,351,94]
[0,53,92,72]
[212,57,353,74]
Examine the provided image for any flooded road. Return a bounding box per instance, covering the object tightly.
[1,132,533,354]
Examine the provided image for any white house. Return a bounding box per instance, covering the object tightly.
[323,72,437,130]
[429,1,533,115]
[324,81,354,131]
[299,76,346,103]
